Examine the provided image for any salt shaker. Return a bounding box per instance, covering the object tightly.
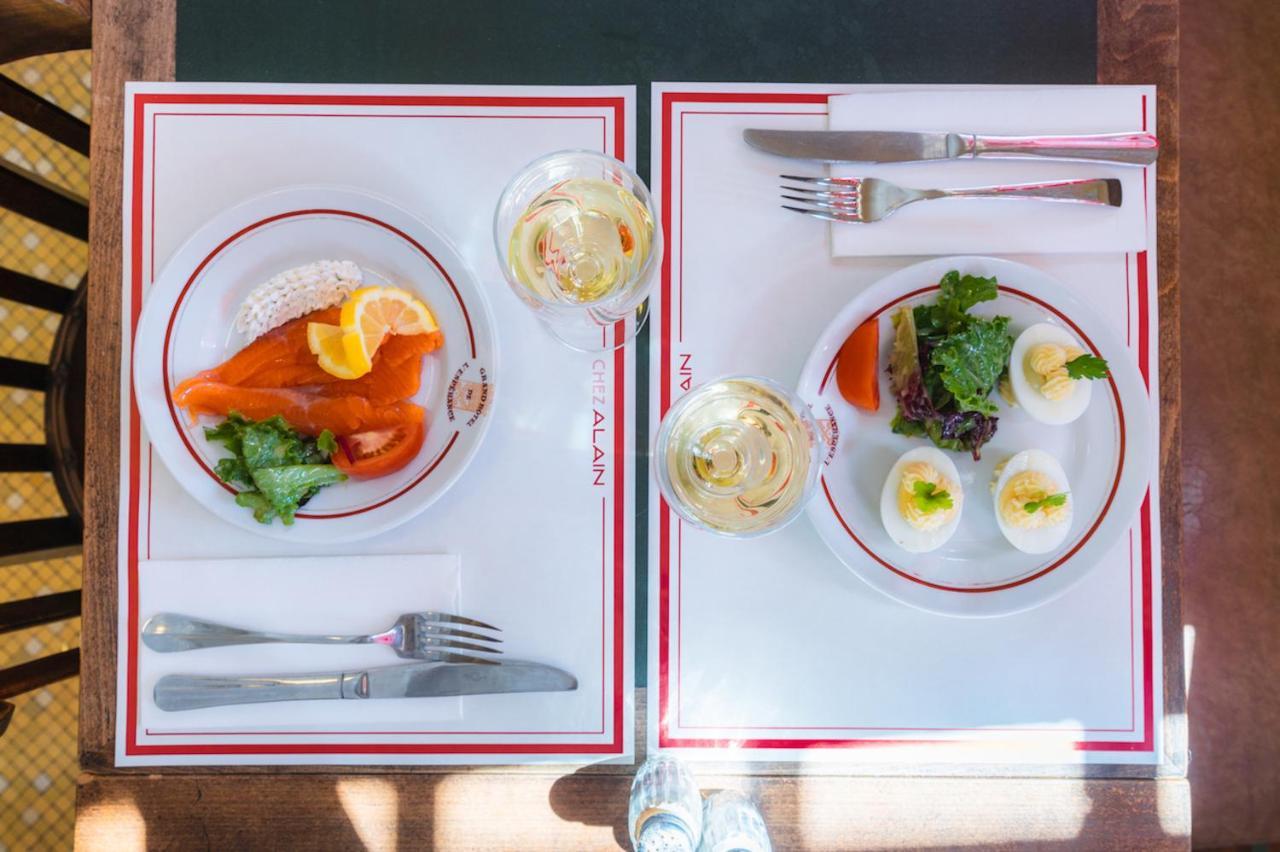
[628,755,704,851]
[696,790,772,852]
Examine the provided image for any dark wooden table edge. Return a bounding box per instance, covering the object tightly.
[77,0,1186,796]
[75,771,1190,850]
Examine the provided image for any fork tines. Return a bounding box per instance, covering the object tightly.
[779,174,865,223]
[414,612,503,660]
[424,611,501,632]
[780,174,862,190]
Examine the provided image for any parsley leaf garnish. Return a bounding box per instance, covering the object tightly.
[912,479,954,514]
[1065,354,1109,380]
[1024,492,1069,514]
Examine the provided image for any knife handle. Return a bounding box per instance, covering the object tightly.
[969,132,1158,165]
[154,670,368,711]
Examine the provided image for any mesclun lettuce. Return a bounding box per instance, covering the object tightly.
[888,271,1014,460]
[204,412,346,525]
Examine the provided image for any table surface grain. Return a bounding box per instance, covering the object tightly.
[75,0,1186,847]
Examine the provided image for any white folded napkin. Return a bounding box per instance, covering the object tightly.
[827,86,1153,257]
[137,553,462,731]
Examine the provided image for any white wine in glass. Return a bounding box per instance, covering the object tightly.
[507,177,654,304]
[494,151,661,352]
[656,376,821,537]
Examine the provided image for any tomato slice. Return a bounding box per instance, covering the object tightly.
[835,317,881,412]
[332,421,426,478]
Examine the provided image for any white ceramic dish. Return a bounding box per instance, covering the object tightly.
[798,256,1150,617]
[133,186,497,542]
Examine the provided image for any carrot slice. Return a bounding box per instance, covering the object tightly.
[835,317,880,412]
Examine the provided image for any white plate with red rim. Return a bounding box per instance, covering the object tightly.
[133,186,497,542]
[797,256,1150,617]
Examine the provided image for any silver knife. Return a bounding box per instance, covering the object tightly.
[743,129,1159,166]
[154,661,577,711]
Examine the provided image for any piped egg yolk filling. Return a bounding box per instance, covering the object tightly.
[1025,342,1085,401]
[999,470,1069,529]
[897,461,960,531]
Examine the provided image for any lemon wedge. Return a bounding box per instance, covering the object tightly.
[339,286,438,375]
[307,321,366,380]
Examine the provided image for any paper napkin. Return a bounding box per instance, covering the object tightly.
[136,554,462,731]
[827,86,1153,257]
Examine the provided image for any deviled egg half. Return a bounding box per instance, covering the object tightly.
[1008,323,1093,424]
[991,449,1073,554]
[880,447,963,553]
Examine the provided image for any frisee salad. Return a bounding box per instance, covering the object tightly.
[888,271,1014,460]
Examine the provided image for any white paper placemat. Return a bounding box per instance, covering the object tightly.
[649,83,1162,767]
[827,86,1151,257]
[117,83,636,766]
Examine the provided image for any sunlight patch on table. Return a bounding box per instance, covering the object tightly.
[1157,775,1192,838]
[796,770,1090,847]
[336,777,398,852]
[76,793,146,849]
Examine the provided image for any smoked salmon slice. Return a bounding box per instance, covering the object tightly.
[176,309,442,391]
[200,309,340,387]
[173,383,424,437]
[170,307,442,435]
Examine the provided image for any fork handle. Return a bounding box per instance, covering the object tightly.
[142,613,374,653]
[968,132,1158,165]
[934,178,1120,206]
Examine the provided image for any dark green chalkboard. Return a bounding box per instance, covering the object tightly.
[176,0,1098,686]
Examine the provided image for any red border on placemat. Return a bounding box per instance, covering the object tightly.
[124,92,628,756]
[656,90,1157,753]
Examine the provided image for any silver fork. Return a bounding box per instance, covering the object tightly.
[780,175,1121,223]
[141,611,503,664]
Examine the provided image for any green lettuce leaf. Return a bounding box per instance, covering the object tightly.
[234,491,280,525]
[202,411,343,525]
[928,315,1013,415]
[890,410,970,454]
[913,271,999,338]
[250,465,347,525]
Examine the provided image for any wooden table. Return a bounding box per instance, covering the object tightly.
[75,1,1187,847]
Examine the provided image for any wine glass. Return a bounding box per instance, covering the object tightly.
[493,150,661,352]
[655,375,822,538]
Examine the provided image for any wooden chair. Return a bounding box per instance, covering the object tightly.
[0,0,90,66]
[0,0,92,733]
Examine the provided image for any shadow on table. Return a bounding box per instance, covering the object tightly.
[550,763,1188,851]
[548,766,633,849]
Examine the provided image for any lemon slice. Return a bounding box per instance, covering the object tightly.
[307,321,366,380]
[339,286,438,375]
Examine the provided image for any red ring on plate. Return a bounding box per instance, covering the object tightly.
[818,285,1127,593]
[159,208,474,519]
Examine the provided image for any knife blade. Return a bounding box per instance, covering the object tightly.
[367,661,577,699]
[742,129,1159,165]
[154,661,578,711]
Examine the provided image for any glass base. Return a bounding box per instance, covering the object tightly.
[540,298,648,353]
